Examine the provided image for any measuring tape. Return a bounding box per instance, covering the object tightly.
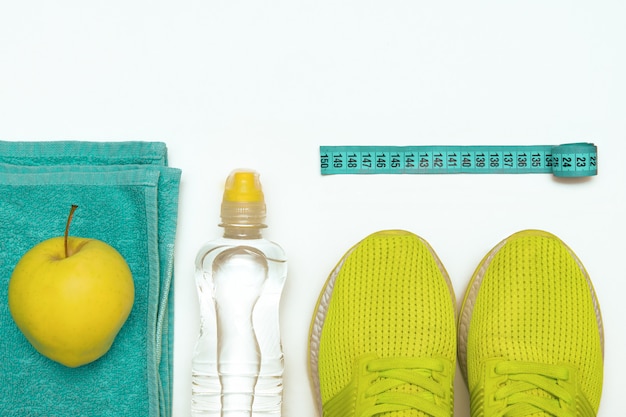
[320,142,597,177]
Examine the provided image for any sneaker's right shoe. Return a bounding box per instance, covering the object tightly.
[458,230,604,417]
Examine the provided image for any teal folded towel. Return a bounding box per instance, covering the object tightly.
[0,141,181,417]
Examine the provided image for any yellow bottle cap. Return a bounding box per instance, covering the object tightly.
[220,169,267,228]
[223,170,264,203]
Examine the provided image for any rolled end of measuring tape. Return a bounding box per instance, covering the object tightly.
[550,143,597,177]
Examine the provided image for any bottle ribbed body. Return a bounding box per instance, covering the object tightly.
[191,236,287,417]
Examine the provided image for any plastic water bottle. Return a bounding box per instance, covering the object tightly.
[192,169,288,417]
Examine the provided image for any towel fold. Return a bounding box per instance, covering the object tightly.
[0,141,181,417]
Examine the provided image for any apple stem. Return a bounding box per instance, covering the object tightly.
[65,205,78,258]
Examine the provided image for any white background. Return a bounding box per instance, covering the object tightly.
[1,1,625,416]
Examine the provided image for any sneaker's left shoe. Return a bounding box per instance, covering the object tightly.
[309,230,456,417]
[458,230,604,417]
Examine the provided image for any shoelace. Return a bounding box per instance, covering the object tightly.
[361,357,451,417]
[493,361,575,417]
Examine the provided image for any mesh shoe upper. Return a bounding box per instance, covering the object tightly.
[458,230,604,417]
[310,230,456,417]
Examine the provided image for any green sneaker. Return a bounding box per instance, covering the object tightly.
[309,230,456,417]
[458,230,604,416]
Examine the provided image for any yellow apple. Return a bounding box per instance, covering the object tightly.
[7,205,134,368]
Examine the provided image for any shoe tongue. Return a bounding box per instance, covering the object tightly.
[375,369,436,417]
[500,380,558,417]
